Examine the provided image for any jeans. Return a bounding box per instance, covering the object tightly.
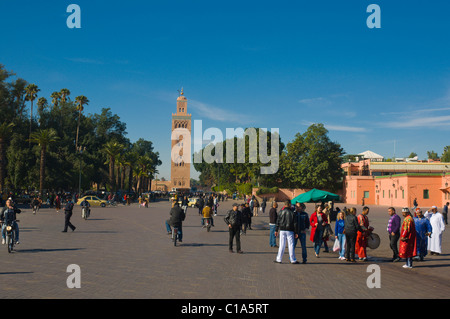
[294,232,307,262]
[269,224,276,247]
[337,233,346,258]
[405,257,413,267]
[2,221,19,241]
[276,231,297,263]
[314,229,324,255]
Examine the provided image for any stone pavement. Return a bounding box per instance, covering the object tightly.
[0,200,449,299]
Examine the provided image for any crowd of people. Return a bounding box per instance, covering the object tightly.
[165,196,447,270]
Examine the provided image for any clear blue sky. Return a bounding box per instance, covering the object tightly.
[1,0,449,180]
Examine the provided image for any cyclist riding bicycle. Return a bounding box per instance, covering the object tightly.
[166,201,185,242]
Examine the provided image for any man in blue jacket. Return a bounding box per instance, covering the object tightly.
[294,202,310,263]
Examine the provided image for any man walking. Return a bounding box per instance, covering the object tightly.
[399,208,417,269]
[387,207,401,262]
[274,200,299,264]
[427,206,446,255]
[269,202,278,247]
[62,198,76,232]
[294,202,309,263]
[224,203,243,253]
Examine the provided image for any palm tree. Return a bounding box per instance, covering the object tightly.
[102,141,124,192]
[29,128,59,195]
[0,122,15,192]
[75,95,89,150]
[37,97,48,126]
[25,83,40,144]
[60,88,71,104]
[10,78,28,119]
[50,91,61,109]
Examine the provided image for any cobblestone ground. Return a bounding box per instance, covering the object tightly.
[0,200,449,299]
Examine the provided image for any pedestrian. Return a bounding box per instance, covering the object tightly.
[197,196,204,216]
[322,204,331,252]
[399,208,417,269]
[261,197,267,214]
[355,206,374,261]
[334,211,346,260]
[55,194,61,213]
[62,198,76,232]
[413,198,418,210]
[253,198,260,217]
[387,207,401,262]
[269,202,278,247]
[443,202,449,225]
[274,200,299,264]
[240,203,250,235]
[413,208,432,261]
[294,202,309,263]
[310,204,328,258]
[224,203,243,253]
[427,206,446,255]
[344,207,360,262]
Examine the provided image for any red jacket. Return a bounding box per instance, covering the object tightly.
[309,211,328,242]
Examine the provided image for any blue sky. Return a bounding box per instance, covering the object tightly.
[1,0,449,180]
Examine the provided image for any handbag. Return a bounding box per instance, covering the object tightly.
[333,239,340,252]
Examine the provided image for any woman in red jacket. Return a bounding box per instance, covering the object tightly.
[310,204,328,257]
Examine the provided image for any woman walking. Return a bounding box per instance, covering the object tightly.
[335,211,346,260]
[310,204,328,257]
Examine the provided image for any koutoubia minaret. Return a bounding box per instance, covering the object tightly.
[170,88,191,190]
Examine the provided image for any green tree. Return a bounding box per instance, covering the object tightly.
[29,128,59,195]
[427,150,439,160]
[441,146,450,162]
[75,95,89,150]
[0,122,15,192]
[25,83,40,144]
[102,141,124,192]
[279,123,344,191]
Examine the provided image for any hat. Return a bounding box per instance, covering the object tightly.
[431,206,437,209]
[402,207,410,213]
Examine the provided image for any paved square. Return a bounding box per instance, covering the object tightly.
[1,200,449,298]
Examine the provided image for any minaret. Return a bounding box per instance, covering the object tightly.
[170,89,191,190]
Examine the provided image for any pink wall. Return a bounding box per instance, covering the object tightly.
[343,174,447,208]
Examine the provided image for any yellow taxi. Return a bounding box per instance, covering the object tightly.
[77,195,108,207]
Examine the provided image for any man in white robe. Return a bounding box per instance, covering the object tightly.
[427,206,445,255]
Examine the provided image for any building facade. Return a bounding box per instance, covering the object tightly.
[342,159,450,208]
[170,89,191,191]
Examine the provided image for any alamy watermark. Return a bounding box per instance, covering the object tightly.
[171,120,280,175]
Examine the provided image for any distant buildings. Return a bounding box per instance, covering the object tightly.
[342,151,450,208]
